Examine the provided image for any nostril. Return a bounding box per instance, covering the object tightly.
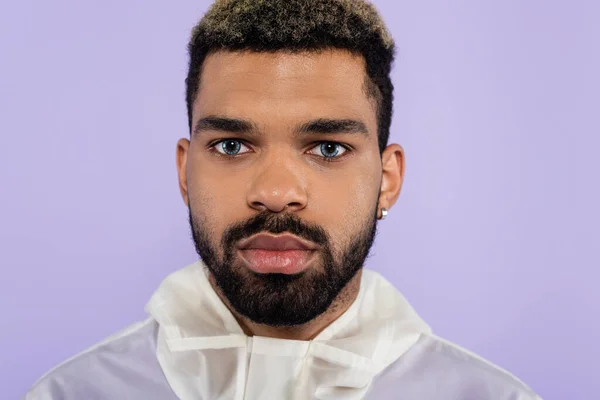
[250,201,268,211]
[286,202,304,210]
[247,185,308,213]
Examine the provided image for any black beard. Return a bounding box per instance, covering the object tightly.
[189,209,378,326]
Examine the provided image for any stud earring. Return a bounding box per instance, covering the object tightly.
[380,208,388,220]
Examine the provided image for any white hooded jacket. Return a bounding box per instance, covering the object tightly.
[26,262,541,399]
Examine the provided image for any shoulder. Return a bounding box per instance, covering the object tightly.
[26,318,175,400]
[368,333,541,400]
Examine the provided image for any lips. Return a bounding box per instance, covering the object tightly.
[237,234,318,274]
[238,234,317,251]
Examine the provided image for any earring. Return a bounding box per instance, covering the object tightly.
[380,208,388,220]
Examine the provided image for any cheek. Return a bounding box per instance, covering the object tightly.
[188,153,249,213]
[310,162,380,244]
[187,160,250,247]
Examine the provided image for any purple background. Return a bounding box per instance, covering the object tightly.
[1,1,598,398]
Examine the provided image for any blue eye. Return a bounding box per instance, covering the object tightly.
[310,142,348,159]
[221,140,241,155]
[214,140,249,156]
[321,143,339,157]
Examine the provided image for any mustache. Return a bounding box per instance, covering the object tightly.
[221,211,330,249]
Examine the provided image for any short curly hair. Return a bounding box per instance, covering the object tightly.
[186,0,395,153]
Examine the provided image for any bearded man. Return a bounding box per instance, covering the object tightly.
[27,1,540,399]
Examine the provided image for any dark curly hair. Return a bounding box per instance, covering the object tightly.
[185,0,395,153]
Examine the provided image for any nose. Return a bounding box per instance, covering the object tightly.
[246,153,308,214]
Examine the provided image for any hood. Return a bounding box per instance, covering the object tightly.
[145,262,431,400]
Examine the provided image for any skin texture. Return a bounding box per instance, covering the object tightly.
[176,49,405,340]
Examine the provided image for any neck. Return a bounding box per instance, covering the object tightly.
[209,270,363,341]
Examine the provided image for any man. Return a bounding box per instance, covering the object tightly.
[27,0,540,399]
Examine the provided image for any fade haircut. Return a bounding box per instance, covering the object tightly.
[185,0,395,153]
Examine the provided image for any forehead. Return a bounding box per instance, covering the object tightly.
[194,50,377,131]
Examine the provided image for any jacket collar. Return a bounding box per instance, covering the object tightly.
[145,262,431,399]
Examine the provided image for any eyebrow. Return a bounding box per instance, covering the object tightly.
[193,116,369,138]
[193,116,258,137]
[297,118,369,137]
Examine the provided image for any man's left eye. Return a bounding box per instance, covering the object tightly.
[308,142,348,159]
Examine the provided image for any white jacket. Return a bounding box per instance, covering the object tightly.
[26,262,541,399]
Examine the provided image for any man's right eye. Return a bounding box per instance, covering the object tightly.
[212,139,251,156]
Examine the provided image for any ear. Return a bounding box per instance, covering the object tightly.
[176,138,191,206]
[379,144,405,214]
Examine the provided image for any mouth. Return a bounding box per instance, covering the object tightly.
[236,233,318,275]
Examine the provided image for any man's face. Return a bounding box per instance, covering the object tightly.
[178,50,392,326]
